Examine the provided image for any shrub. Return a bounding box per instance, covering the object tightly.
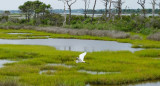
[114,20,129,31]
[70,24,83,29]
[150,18,160,29]
[147,32,160,41]
[130,35,142,40]
[83,18,91,24]
[140,28,153,35]
[19,19,27,24]
[121,15,131,21]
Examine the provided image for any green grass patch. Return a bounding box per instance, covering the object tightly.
[0,45,159,85]
[135,49,160,57]
[0,29,160,85]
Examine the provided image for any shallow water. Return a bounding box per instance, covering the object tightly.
[7,33,31,34]
[128,81,160,86]
[39,70,56,74]
[31,36,50,38]
[78,70,120,75]
[0,39,142,52]
[47,63,73,68]
[0,60,16,68]
[86,81,160,86]
[153,58,160,60]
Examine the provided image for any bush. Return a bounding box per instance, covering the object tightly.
[147,32,160,41]
[83,18,92,24]
[121,15,131,21]
[140,28,153,35]
[39,13,64,26]
[114,20,129,31]
[130,35,142,40]
[19,19,27,24]
[70,24,83,29]
[150,18,160,29]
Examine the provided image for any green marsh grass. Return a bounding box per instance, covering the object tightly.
[0,29,160,85]
[135,49,160,57]
[0,45,159,85]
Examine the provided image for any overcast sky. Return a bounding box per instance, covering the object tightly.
[0,0,158,10]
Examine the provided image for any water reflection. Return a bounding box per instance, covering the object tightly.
[0,39,142,52]
[31,36,50,38]
[78,70,120,75]
[0,60,16,68]
[7,33,31,34]
[47,63,73,68]
[39,70,56,74]
[128,81,160,86]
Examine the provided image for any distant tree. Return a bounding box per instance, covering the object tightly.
[109,0,117,21]
[157,2,160,9]
[150,0,156,17]
[124,6,128,14]
[91,0,97,23]
[1,11,10,22]
[40,4,51,16]
[108,0,112,18]
[117,0,124,18]
[58,0,67,26]
[156,1,160,16]
[32,0,42,20]
[65,0,77,24]
[4,11,10,16]
[19,1,33,22]
[137,8,141,13]
[112,0,124,18]
[33,0,51,24]
[102,0,109,21]
[137,0,146,18]
[19,0,51,24]
[82,0,90,19]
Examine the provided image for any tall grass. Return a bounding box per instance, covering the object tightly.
[36,27,130,39]
[147,32,160,41]
[0,26,130,39]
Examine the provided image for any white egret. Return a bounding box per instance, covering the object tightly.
[76,52,87,63]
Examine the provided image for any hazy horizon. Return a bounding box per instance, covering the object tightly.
[0,0,158,10]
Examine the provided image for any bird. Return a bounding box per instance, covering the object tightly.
[76,52,87,63]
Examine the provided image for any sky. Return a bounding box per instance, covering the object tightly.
[0,0,158,10]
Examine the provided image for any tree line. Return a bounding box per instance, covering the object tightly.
[17,0,160,25]
[86,9,160,14]
[0,0,160,35]
[57,0,160,24]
